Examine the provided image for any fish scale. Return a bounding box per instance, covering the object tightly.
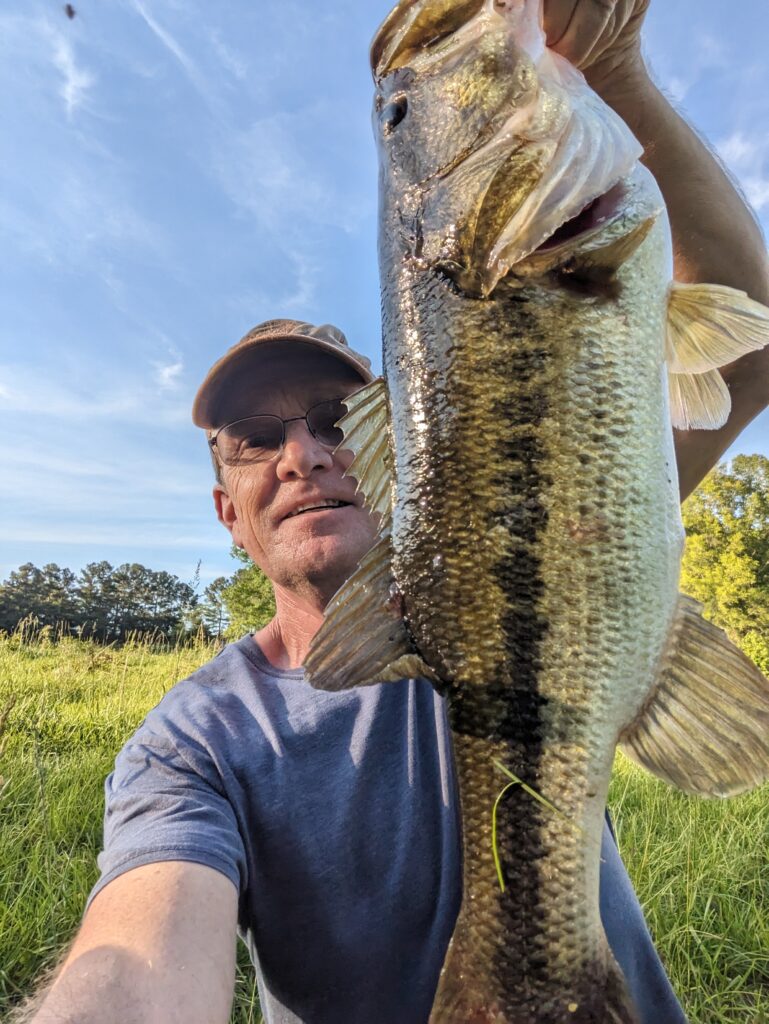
[305,0,769,1019]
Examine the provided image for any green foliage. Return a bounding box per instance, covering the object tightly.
[220,547,276,638]
[200,576,231,639]
[0,561,198,644]
[681,455,769,673]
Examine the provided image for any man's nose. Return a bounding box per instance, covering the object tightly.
[275,419,335,479]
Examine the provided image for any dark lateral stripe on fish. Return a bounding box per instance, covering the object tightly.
[443,294,557,1005]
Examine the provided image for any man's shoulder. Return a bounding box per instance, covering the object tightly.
[127,635,274,753]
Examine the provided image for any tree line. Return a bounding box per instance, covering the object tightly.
[0,555,275,643]
[1,455,767,657]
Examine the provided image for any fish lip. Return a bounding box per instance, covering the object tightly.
[531,181,629,257]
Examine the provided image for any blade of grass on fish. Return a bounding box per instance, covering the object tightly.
[491,759,586,892]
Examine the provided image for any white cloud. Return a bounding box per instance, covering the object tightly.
[216,106,368,237]
[210,31,247,81]
[649,31,727,105]
[716,131,769,213]
[153,353,184,391]
[0,363,190,426]
[129,0,210,100]
[1,524,224,549]
[50,32,94,117]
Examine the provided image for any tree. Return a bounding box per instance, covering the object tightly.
[201,577,230,639]
[0,562,78,632]
[76,561,117,638]
[681,454,769,673]
[221,547,275,638]
[0,560,198,642]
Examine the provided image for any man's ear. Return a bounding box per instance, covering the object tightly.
[213,485,242,547]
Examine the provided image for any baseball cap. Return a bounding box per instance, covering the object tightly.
[192,319,375,429]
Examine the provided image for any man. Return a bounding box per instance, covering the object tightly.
[17,1,769,1022]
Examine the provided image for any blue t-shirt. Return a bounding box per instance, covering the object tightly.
[88,635,687,1024]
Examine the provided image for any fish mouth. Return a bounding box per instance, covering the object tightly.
[533,182,628,254]
[371,0,485,79]
[510,165,664,280]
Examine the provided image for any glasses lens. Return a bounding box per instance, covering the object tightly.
[306,399,345,448]
[218,416,283,464]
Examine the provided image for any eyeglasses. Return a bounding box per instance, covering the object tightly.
[209,397,347,466]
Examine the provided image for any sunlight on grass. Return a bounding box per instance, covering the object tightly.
[1,629,767,1023]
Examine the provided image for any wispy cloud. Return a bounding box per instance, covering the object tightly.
[210,31,247,81]
[0,362,190,426]
[50,31,94,117]
[129,0,212,101]
[716,131,769,213]
[648,31,727,105]
[153,352,185,391]
[216,106,368,236]
[2,524,224,549]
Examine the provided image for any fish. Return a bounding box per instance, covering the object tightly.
[305,0,769,1021]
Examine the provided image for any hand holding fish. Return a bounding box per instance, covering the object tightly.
[543,0,649,90]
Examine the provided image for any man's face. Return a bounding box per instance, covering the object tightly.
[213,349,379,604]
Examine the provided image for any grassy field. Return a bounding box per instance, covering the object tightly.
[1,630,767,1023]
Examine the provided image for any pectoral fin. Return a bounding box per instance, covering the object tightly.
[305,532,437,690]
[619,595,769,797]
[337,378,393,528]
[666,283,769,430]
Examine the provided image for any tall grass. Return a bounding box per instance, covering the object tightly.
[0,629,261,1022]
[1,628,767,1022]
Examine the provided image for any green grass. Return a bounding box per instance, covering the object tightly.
[1,631,767,1022]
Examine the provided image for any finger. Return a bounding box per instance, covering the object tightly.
[580,7,618,67]
[542,0,580,48]
[551,0,616,67]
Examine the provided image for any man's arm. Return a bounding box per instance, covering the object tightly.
[544,0,769,500]
[13,862,238,1024]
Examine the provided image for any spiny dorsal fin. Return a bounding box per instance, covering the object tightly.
[666,283,769,430]
[619,594,769,797]
[338,379,393,527]
[305,532,436,691]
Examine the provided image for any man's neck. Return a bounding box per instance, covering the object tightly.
[253,586,326,670]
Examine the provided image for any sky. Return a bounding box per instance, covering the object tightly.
[1,0,768,591]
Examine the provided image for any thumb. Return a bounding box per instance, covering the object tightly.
[549,0,617,68]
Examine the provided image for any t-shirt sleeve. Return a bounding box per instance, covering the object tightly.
[600,814,688,1023]
[86,728,248,912]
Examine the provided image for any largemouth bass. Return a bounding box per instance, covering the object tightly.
[306,1,769,1020]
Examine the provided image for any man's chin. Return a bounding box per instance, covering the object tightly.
[281,532,378,600]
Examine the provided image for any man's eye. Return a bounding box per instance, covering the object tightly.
[242,433,272,449]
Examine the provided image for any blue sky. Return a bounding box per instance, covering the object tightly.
[1,0,768,590]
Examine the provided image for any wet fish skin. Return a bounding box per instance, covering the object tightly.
[306,0,769,1021]
[375,3,671,1021]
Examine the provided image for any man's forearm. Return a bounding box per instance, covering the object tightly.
[593,66,769,499]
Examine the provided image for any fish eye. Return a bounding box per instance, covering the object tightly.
[379,96,408,134]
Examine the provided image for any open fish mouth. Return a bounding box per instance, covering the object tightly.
[534,182,628,253]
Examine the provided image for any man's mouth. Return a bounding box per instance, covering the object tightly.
[285,500,352,519]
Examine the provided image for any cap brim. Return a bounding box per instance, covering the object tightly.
[192,333,374,429]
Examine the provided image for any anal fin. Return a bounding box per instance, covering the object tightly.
[619,594,769,797]
[305,532,436,691]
